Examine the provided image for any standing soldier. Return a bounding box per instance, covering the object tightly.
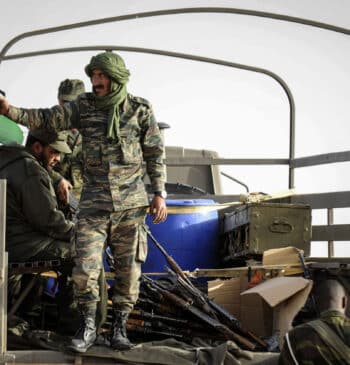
[54,79,85,201]
[0,51,168,352]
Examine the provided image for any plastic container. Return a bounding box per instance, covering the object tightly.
[142,199,220,273]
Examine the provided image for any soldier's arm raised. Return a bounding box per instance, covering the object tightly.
[0,94,79,131]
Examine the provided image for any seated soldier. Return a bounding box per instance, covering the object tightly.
[279,279,350,365]
[0,128,74,263]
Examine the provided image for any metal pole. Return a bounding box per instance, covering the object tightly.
[327,208,334,257]
[0,180,7,355]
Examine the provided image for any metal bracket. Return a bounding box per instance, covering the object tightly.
[0,353,16,364]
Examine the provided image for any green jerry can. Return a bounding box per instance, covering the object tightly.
[220,202,312,261]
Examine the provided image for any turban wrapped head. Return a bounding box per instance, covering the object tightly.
[85,52,131,141]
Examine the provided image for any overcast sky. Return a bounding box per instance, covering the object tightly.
[1,0,349,256]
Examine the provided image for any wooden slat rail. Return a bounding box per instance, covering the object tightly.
[291,191,350,245]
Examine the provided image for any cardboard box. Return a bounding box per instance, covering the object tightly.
[263,246,303,266]
[208,276,247,320]
[263,246,304,276]
[240,276,312,343]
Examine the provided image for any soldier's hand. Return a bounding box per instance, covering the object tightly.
[57,178,72,204]
[0,94,9,115]
[150,195,167,224]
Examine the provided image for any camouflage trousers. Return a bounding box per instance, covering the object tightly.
[72,207,148,313]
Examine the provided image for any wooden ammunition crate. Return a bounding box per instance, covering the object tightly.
[221,203,311,258]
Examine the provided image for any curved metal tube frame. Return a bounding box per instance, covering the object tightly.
[1,7,349,188]
[1,45,295,187]
[1,7,349,60]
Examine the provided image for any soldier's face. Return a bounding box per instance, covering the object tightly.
[91,69,111,97]
[39,145,61,170]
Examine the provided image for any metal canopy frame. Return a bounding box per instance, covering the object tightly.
[2,44,296,187]
[1,7,349,59]
[1,7,349,189]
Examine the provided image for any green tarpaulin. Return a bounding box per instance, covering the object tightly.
[0,115,23,144]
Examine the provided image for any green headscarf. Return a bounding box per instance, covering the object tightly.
[85,52,130,141]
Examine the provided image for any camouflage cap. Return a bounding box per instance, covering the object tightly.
[58,79,85,102]
[29,129,72,154]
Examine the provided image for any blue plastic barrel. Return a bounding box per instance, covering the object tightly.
[142,199,220,273]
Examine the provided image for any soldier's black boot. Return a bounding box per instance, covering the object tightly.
[69,303,97,353]
[110,310,132,350]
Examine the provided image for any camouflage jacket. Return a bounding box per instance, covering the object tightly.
[0,145,74,261]
[279,310,350,365]
[7,93,166,215]
[53,129,83,200]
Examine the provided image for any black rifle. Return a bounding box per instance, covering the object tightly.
[131,309,188,326]
[127,317,226,342]
[127,321,189,341]
[142,275,256,350]
[299,252,318,316]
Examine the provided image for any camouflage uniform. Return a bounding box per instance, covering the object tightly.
[0,145,74,262]
[279,310,350,365]
[53,129,83,200]
[7,92,165,312]
[54,79,85,200]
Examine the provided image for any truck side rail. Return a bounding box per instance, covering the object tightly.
[0,180,8,356]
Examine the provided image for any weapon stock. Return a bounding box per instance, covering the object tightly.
[145,227,192,285]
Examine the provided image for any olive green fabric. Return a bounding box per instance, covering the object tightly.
[12,332,278,365]
[29,129,72,154]
[0,145,74,261]
[279,310,350,365]
[85,51,130,141]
